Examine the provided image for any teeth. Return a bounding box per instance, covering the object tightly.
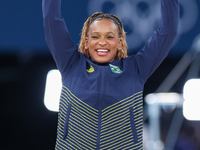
[97,49,108,52]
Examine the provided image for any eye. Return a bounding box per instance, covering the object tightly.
[91,36,99,39]
[106,36,114,39]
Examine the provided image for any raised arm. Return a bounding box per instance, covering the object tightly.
[42,0,78,74]
[130,0,179,82]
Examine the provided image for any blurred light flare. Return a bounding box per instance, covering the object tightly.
[44,69,61,112]
[183,79,200,121]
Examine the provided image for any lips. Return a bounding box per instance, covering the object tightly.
[96,49,109,52]
[96,49,109,56]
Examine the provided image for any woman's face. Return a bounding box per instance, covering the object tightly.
[85,19,122,64]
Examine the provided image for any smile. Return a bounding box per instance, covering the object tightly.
[96,49,109,52]
[96,49,109,56]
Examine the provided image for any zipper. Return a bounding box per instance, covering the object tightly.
[96,110,102,149]
[96,66,105,150]
[63,104,72,140]
[130,107,138,143]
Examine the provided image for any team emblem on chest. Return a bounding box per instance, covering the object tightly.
[86,65,95,73]
[109,64,122,74]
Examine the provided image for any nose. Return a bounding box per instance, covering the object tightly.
[98,38,107,46]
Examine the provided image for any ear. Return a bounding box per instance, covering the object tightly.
[118,38,122,50]
[85,37,88,49]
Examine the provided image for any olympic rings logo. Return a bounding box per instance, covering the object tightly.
[87,0,199,52]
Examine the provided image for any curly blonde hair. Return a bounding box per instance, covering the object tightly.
[79,12,128,60]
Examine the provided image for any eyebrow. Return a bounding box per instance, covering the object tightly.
[91,31,115,35]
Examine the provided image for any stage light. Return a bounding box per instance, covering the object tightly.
[44,69,62,112]
[183,79,200,121]
[145,93,183,150]
[146,93,182,105]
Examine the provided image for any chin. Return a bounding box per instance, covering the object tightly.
[92,56,114,64]
[96,60,108,64]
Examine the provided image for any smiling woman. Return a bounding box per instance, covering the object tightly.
[85,19,122,63]
[79,12,128,62]
[42,0,179,149]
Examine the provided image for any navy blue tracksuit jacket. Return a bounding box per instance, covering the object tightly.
[42,0,179,149]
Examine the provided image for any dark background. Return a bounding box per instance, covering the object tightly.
[1,0,200,149]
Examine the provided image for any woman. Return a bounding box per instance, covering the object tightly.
[42,0,179,149]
